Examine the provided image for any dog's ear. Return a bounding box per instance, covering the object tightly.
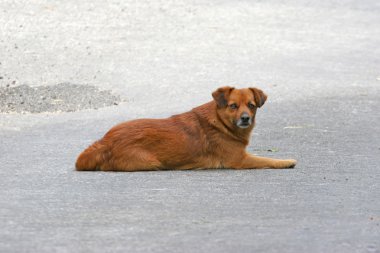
[212,86,235,107]
[249,87,267,108]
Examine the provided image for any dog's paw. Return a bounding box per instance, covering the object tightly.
[285,159,297,168]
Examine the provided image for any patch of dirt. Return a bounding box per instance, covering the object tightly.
[0,83,121,113]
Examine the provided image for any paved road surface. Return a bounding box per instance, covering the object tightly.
[1,1,379,252]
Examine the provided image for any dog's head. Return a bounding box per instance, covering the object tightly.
[212,86,267,129]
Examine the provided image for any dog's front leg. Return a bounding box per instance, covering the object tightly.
[231,153,297,169]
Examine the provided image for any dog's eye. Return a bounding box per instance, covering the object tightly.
[248,102,255,109]
[229,103,238,109]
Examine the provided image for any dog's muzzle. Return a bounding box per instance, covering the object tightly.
[237,112,252,128]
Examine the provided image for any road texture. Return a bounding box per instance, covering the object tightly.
[0,1,380,252]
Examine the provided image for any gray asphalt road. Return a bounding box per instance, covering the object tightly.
[1,1,380,253]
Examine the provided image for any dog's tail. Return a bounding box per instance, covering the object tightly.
[75,141,109,171]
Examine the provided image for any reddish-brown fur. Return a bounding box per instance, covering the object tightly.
[76,87,297,171]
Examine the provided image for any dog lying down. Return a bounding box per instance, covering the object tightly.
[76,86,297,171]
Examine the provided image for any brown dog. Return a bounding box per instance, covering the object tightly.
[76,87,297,171]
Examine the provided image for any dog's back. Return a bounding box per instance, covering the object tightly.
[75,108,207,171]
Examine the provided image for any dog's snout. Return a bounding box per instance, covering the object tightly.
[240,113,250,122]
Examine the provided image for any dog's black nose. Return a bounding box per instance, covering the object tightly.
[240,113,250,123]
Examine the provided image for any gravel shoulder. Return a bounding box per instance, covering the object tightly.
[0,83,121,113]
